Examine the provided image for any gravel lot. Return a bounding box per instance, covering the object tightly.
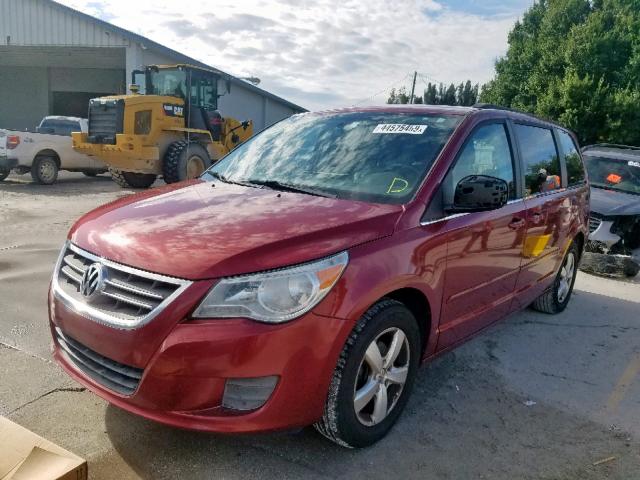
[1,171,639,479]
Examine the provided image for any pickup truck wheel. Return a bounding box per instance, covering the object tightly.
[314,299,420,448]
[0,168,8,181]
[163,141,211,184]
[31,156,58,185]
[109,168,156,189]
[531,242,579,314]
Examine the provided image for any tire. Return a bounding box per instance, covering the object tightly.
[531,241,579,314]
[0,168,8,181]
[162,141,211,184]
[30,156,58,185]
[109,168,156,189]
[314,299,421,448]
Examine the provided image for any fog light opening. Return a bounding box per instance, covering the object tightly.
[222,376,279,411]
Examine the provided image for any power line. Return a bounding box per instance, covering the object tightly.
[351,72,412,106]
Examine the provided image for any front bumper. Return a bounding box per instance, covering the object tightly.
[49,286,352,433]
[71,132,160,175]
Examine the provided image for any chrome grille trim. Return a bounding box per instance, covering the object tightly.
[55,327,143,395]
[52,241,192,330]
[588,216,602,234]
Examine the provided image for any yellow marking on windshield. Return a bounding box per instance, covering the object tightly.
[386,177,409,194]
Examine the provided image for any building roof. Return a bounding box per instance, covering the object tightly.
[47,0,307,113]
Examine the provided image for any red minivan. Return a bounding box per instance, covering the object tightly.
[49,105,589,447]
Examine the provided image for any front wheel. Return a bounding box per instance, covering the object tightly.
[163,141,211,184]
[531,241,579,314]
[109,168,156,189]
[315,299,421,448]
[0,168,8,181]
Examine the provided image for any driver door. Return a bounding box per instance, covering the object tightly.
[435,121,528,350]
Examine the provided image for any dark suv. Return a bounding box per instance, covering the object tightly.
[49,105,589,448]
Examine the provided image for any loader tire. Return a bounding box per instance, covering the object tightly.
[162,141,211,184]
[109,168,156,189]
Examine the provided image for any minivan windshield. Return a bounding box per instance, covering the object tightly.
[204,112,462,204]
[584,155,640,195]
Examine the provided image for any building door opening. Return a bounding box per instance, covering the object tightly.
[51,91,112,118]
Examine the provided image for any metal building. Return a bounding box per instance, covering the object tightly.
[0,0,305,131]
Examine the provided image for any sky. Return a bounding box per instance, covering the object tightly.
[56,0,534,110]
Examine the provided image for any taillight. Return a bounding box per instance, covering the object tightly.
[7,135,20,149]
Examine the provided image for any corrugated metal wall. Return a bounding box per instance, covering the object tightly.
[0,0,303,131]
[0,0,130,47]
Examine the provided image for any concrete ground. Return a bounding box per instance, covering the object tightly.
[1,171,639,479]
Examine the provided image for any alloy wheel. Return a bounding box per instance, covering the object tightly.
[39,160,56,183]
[558,250,576,303]
[353,327,410,426]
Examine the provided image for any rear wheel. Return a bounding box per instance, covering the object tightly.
[31,156,58,185]
[0,168,8,181]
[163,141,211,184]
[314,299,421,448]
[109,168,156,189]
[531,241,579,314]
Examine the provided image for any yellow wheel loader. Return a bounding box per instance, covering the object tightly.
[72,64,253,188]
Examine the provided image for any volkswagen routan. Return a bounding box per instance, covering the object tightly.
[49,105,589,447]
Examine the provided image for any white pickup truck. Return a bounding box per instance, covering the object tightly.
[0,116,106,184]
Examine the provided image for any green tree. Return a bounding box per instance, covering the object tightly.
[481,0,640,145]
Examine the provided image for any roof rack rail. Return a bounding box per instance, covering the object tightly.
[472,103,537,116]
[582,143,640,152]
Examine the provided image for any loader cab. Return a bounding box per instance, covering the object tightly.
[130,65,231,137]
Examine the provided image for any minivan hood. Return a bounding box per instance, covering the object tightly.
[69,180,403,279]
[590,186,640,217]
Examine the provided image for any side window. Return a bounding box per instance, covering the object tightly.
[558,130,585,186]
[443,123,516,207]
[514,124,561,196]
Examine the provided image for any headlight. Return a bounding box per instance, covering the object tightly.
[192,251,348,323]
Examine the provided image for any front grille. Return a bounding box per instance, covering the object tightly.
[53,242,191,329]
[87,98,124,144]
[589,215,602,234]
[55,327,143,395]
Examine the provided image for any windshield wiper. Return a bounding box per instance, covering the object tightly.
[209,171,261,189]
[245,179,337,198]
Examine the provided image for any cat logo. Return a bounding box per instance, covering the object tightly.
[163,104,184,117]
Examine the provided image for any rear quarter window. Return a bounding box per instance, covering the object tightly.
[514,124,561,196]
[558,130,586,187]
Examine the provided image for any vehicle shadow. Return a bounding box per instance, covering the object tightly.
[0,172,162,197]
[102,289,640,479]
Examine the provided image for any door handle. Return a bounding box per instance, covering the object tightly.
[530,212,545,224]
[508,218,526,230]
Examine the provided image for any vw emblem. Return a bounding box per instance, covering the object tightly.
[80,263,107,299]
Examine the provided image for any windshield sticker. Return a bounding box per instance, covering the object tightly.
[628,160,640,168]
[386,177,409,194]
[606,173,622,184]
[373,124,428,135]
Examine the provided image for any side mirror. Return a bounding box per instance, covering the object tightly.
[448,175,508,213]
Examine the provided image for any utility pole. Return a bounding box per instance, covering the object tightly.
[409,71,417,104]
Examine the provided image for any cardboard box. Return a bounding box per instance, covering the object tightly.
[0,417,87,480]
